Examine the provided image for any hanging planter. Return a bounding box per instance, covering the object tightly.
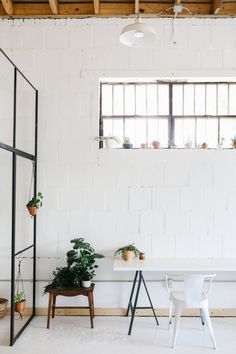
[14,257,26,320]
[26,192,43,216]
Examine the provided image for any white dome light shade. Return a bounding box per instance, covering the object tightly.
[120,20,157,47]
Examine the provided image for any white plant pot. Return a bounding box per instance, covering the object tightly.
[105,139,116,149]
[82,280,91,288]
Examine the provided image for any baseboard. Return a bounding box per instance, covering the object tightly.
[5,307,236,317]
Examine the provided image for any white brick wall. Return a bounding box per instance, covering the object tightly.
[1,18,236,309]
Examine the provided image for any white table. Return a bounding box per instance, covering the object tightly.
[113,257,236,335]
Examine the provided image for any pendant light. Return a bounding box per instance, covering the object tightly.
[119,0,157,47]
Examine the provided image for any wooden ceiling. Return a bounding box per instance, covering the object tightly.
[0,0,236,18]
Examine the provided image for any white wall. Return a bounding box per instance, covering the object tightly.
[1,18,236,310]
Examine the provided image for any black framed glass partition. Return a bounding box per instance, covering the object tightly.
[0,48,38,346]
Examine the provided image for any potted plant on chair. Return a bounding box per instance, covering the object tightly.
[115,243,140,261]
[26,192,43,216]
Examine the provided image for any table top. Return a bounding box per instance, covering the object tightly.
[113,258,236,272]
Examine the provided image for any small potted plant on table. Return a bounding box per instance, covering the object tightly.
[26,192,43,216]
[115,243,140,261]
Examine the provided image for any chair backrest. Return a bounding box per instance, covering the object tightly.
[166,273,216,307]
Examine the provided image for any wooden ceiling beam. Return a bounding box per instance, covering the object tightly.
[1,0,13,15]
[93,0,99,15]
[0,2,236,18]
[212,0,222,14]
[49,0,58,15]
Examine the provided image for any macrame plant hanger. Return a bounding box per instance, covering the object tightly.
[27,161,35,217]
[15,255,26,320]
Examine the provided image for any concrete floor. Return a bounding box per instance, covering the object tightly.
[1,316,236,353]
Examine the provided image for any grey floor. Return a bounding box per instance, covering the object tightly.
[1,316,236,353]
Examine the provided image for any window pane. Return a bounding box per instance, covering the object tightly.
[158,85,169,115]
[113,119,123,144]
[184,85,194,115]
[229,84,236,115]
[175,118,195,148]
[113,85,124,115]
[173,85,183,115]
[196,118,218,148]
[136,85,146,115]
[103,119,113,136]
[135,119,147,148]
[147,118,168,148]
[206,84,217,115]
[125,118,135,146]
[220,118,236,148]
[147,84,157,115]
[195,85,206,115]
[125,85,135,115]
[218,84,228,115]
[102,85,112,116]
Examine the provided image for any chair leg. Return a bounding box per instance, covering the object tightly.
[168,300,173,330]
[201,304,217,349]
[172,304,182,349]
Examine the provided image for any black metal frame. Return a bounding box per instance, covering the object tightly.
[0,48,38,346]
[100,81,236,148]
[126,271,159,335]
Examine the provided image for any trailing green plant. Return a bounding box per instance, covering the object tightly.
[26,192,43,209]
[95,136,121,144]
[14,291,26,304]
[115,243,140,257]
[44,238,104,293]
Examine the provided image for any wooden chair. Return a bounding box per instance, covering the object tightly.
[46,284,95,329]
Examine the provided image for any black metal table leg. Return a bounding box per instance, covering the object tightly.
[141,272,159,326]
[128,271,142,335]
[126,271,138,317]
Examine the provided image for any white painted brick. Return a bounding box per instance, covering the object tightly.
[45,25,69,49]
[113,211,139,237]
[151,233,176,258]
[165,210,189,235]
[180,187,205,211]
[117,163,140,187]
[189,210,213,234]
[205,188,227,212]
[105,187,128,211]
[164,160,189,186]
[140,163,164,186]
[175,232,199,258]
[223,233,236,257]
[152,187,180,211]
[140,210,164,235]
[68,209,92,235]
[69,25,93,48]
[211,25,235,49]
[69,163,93,187]
[128,48,153,70]
[92,25,118,47]
[81,187,106,211]
[129,187,152,210]
[189,163,213,187]
[93,165,117,187]
[44,163,69,188]
[0,26,22,48]
[187,25,211,49]
[199,232,222,258]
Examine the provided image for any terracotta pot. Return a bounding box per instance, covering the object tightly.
[232,141,236,149]
[122,250,134,261]
[152,141,160,149]
[27,206,37,216]
[201,143,208,149]
[14,300,25,313]
[140,143,147,149]
[139,252,145,260]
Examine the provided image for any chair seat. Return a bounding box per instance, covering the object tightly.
[170,290,207,306]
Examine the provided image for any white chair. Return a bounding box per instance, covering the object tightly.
[165,273,217,349]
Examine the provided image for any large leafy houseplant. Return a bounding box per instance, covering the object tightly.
[44,238,104,292]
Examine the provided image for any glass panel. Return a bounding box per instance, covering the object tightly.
[184,85,194,116]
[147,118,168,148]
[158,85,169,115]
[103,118,113,136]
[112,119,123,146]
[196,118,218,148]
[125,118,135,146]
[147,84,157,115]
[124,85,135,115]
[0,54,14,146]
[195,84,206,115]
[136,85,146,115]
[173,85,183,115]
[218,84,228,115]
[15,156,34,254]
[15,73,36,155]
[102,84,112,116]
[206,84,217,115]
[175,118,195,148]
[113,85,124,115]
[14,247,33,338]
[135,119,147,148]
[229,84,236,115]
[220,118,236,148]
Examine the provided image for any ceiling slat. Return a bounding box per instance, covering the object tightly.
[93,0,99,14]
[212,0,222,14]
[49,0,58,14]
[1,0,13,15]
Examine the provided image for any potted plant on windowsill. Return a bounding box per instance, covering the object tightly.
[115,243,140,261]
[95,136,120,149]
[232,136,236,149]
[152,140,160,149]
[14,291,26,314]
[26,192,43,216]
[123,137,133,149]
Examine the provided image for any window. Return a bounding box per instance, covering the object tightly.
[99,81,236,149]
